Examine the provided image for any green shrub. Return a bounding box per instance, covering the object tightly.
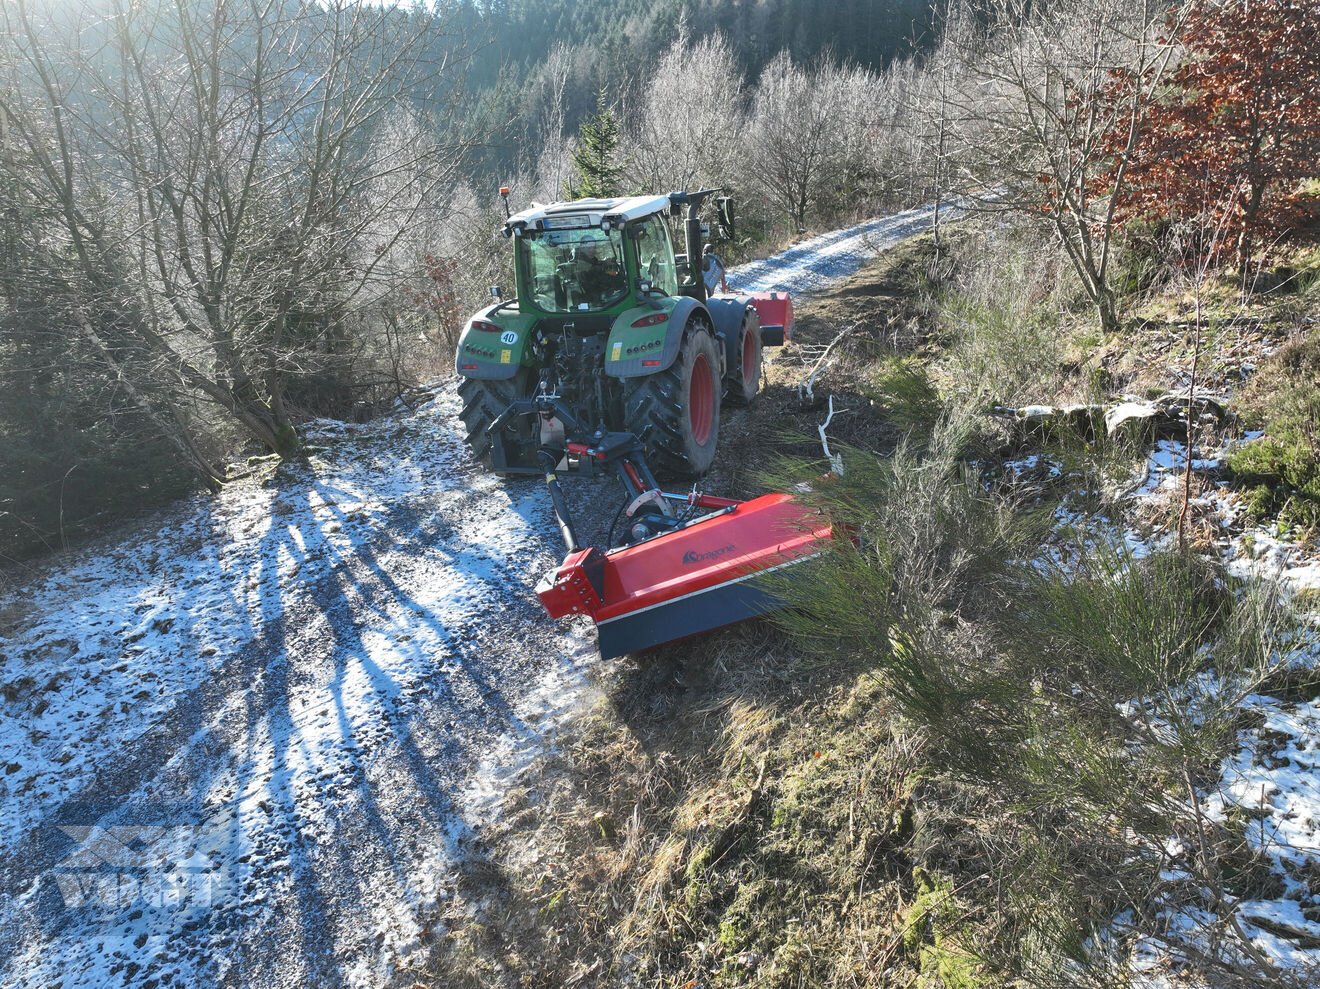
[772,395,1296,982]
[865,357,943,438]
[938,226,1074,409]
[1227,330,1320,536]
[943,294,1064,410]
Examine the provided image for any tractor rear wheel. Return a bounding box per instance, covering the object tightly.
[458,370,536,473]
[623,321,722,477]
[725,310,763,406]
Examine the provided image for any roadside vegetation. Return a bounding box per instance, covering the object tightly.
[1227,324,1320,538]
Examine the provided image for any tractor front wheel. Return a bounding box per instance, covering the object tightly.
[623,322,722,477]
[458,370,536,473]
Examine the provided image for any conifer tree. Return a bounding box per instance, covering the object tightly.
[570,91,624,199]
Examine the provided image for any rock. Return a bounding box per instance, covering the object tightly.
[1151,390,1230,425]
[1014,405,1060,440]
[1105,402,1159,442]
[1016,405,1057,419]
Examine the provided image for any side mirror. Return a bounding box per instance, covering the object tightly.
[716,196,736,241]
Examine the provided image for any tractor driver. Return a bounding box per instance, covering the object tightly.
[572,234,625,305]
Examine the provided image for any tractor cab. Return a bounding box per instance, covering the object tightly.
[504,195,677,315]
[498,191,743,312]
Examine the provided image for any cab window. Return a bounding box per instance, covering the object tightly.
[519,227,628,313]
[632,215,678,296]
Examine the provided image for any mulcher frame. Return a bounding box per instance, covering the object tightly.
[492,395,832,659]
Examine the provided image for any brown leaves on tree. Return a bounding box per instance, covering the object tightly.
[1096,0,1320,266]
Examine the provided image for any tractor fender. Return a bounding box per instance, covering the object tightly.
[454,303,537,380]
[604,295,706,379]
[705,295,759,377]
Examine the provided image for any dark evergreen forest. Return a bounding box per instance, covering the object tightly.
[442,0,937,166]
[455,0,935,86]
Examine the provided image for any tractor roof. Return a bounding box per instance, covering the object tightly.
[502,195,672,237]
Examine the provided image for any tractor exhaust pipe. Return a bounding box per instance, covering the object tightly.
[685,207,704,302]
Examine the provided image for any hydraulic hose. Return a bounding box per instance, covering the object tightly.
[539,447,580,554]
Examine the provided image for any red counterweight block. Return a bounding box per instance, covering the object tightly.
[747,292,794,346]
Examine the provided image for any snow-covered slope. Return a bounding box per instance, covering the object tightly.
[0,209,928,988]
[1009,424,1320,981]
[1124,436,1320,981]
[0,394,600,988]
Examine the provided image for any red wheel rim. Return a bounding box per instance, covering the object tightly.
[689,352,714,445]
[741,329,757,383]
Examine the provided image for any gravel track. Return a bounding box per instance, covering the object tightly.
[0,393,597,988]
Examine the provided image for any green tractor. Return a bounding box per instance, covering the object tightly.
[455,189,793,477]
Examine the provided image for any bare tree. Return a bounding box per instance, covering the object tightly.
[625,33,745,194]
[745,53,834,233]
[909,10,960,258]
[823,63,894,219]
[0,0,471,462]
[870,55,927,208]
[525,43,576,199]
[939,0,1184,333]
[745,53,879,234]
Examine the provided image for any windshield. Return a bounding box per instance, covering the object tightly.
[519,226,628,313]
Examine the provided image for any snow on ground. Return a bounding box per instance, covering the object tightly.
[1229,530,1320,599]
[0,389,599,988]
[726,201,959,296]
[1014,429,1320,982]
[1131,432,1320,982]
[0,210,931,988]
[1131,431,1320,597]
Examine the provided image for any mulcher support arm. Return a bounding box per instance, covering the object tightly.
[487,395,660,556]
[489,392,835,660]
